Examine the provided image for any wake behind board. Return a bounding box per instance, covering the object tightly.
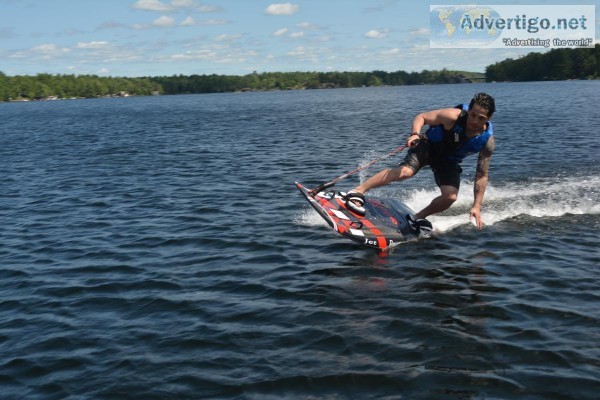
[296,182,420,251]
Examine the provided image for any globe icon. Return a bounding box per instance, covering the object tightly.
[430,6,503,47]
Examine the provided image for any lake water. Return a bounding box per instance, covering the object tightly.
[1,81,599,399]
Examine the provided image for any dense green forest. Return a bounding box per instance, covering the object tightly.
[0,72,158,101]
[486,44,599,81]
[0,69,482,101]
[0,44,597,101]
[153,69,484,95]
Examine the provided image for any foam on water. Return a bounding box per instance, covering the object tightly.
[294,206,328,227]
[426,174,600,232]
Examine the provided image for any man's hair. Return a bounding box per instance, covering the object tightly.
[469,92,495,117]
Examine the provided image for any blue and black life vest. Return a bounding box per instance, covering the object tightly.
[425,104,493,163]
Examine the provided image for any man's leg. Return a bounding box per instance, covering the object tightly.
[352,165,415,194]
[414,185,458,220]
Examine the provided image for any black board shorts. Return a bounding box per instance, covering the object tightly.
[399,141,463,189]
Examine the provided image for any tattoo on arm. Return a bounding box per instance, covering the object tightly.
[476,137,494,179]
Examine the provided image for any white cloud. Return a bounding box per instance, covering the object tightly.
[76,41,109,49]
[7,40,146,70]
[180,16,195,26]
[87,50,143,64]
[133,15,176,29]
[286,45,320,63]
[171,0,194,7]
[296,21,318,30]
[29,43,71,58]
[171,49,216,60]
[265,3,299,16]
[74,42,144,64]
[167,44,257,65]
[290,31,305,38]
[200,19,229,25]
[133,0,172,12]
[410,28,429,36]
[382,48,401,55]
[196,4,221,13]
[153,15,176,27]
[287,46,307,56]
[215,34,242,42]
[32,43,59,52]
[132,0,221,13]
[365,29,389,39]
[272,28,288,37]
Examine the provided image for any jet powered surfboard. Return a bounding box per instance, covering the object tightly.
[296,182,420,251]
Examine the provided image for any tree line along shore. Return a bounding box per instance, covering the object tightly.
[1,45,597,102]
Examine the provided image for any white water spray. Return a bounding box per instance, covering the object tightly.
[404,175,600,232]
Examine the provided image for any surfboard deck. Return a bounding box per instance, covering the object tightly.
[296,182,420,251]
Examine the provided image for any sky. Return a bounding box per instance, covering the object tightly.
[0,0,597,77]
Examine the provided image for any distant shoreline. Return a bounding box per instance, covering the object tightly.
[0,69,485,102]
[3,77,598,104]
[3,80,482,103]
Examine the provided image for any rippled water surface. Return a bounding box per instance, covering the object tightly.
[1,81,599,399]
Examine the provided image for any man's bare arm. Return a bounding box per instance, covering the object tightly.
[411,108,462,134]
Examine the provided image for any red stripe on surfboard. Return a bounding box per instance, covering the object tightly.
[360,218,388,250]
[333,197,388,249]
[316,195,353,233]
